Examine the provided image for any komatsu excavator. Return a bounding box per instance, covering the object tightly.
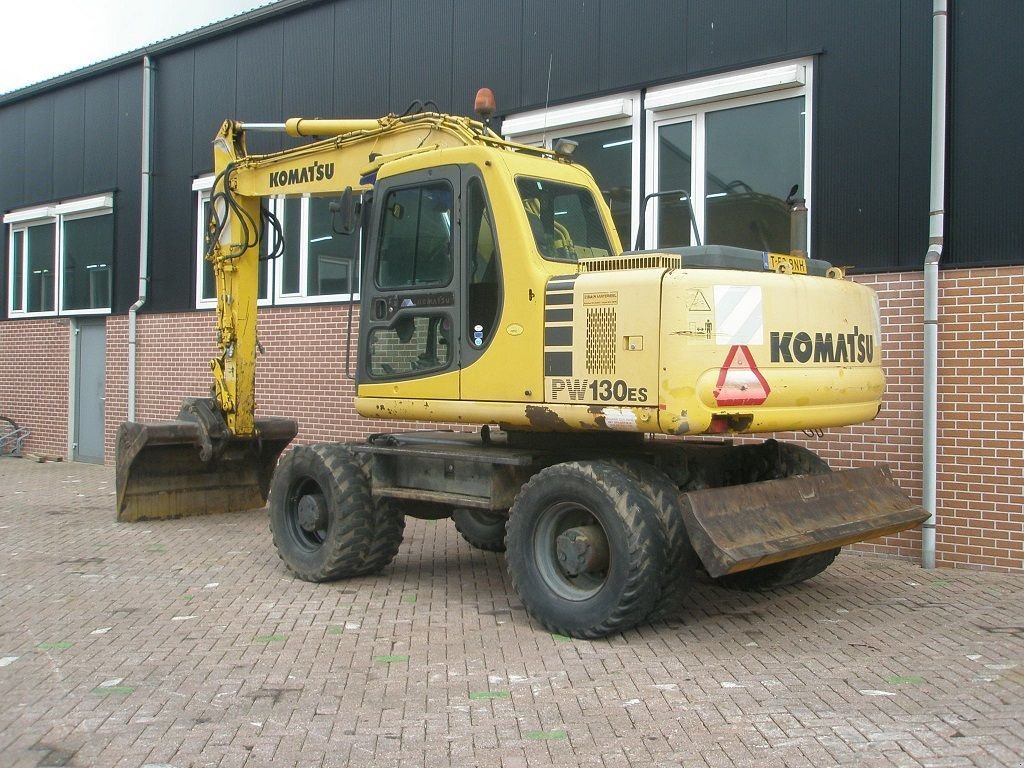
[116,91,926,638]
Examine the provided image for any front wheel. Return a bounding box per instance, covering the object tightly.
[506,461,667,639]
[269,444,378,582]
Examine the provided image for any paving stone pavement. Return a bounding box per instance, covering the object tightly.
[0,458,1021,768]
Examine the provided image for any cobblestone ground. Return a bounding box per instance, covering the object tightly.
[0,459,1021,768]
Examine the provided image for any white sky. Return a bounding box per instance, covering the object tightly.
[0,0,277,95]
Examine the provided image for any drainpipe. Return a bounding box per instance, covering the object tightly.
[922,0,948,569]
[128,55,155,421]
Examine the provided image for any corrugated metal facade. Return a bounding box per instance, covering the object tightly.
[0,0,1022,318]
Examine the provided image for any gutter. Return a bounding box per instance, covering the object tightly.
[922,0,949,569]
[128,55,155,421]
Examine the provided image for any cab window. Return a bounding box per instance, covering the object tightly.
[516,177,612,263]
[376,181,454,288]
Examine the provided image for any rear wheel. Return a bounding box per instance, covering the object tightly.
[715,548,840,591]
[452,508,507,552]
[506,461,667,639]
[714,443,839,591]
[269,443,402,581]
[613,460,697,619]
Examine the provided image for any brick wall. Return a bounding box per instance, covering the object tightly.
[0,318,71,457]
[105,304,442,460]
[776,268,1023,572]
[2,266,1021,572]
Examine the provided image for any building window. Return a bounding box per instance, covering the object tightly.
[502,60,812,255]
[646,60,811,253]
[5,194,113,317]
[194,178,361,308]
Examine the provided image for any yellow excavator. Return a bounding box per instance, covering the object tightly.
[116,91,926,638]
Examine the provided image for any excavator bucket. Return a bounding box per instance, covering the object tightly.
[679,466,928,578]
[115,398,298,522]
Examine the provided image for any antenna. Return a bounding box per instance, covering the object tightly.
[542,53,553,145]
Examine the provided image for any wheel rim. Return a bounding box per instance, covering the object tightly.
[285,478,329,552]
[532,501,610,601]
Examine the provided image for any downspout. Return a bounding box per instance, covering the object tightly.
[128,55,155,421]
[922,0,948,569]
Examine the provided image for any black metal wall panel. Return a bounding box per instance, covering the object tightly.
[114,67,143,315]
[0,107,25,214]
[235,22,285,156]
[82,76,120,193]
[333,0,391,117]
[22,97,55,205]
[896,0,931,270]
[149,51,196,313]
[520,0,601,109]
[947,0,1024,267]
[193,40,238,174]
[452,0,522,116]
[794,0,906,272]
[686,0,789,74]
[281,5,336,119]
[599,0,687,92]
[390,0,455,112]
[52,89,85,199]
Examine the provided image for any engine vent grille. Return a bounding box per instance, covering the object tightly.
[586,307,617,374]
[578,253,681,273]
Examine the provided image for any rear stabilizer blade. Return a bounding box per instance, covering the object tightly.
[679,466,928,578]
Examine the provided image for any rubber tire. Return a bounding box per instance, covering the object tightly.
[270,443,388,582]
[347,450,406,576]
[612,460,698,619]
[714,547,841,591]
[506,461,667,639]
[452,508,508,552]
[715,443,840,591]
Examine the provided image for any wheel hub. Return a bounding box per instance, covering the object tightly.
[296,493,327,532]
[555,525,609,577]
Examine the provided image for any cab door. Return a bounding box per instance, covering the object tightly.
[358,166,461,400]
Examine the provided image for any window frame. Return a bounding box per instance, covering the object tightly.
[4,193,114,318]
[276,194,362,306]
[193,177,362,309]
[501,60,813,256]
[644,59,814,253]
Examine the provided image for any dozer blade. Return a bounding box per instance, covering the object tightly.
[115,398,297,522]
[679,466,928,579]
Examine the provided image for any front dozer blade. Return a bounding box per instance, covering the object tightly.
[679,466,928,578]
[115,398,298,522]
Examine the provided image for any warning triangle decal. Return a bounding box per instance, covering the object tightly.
[714,345,770,406]
[689,290,711,312]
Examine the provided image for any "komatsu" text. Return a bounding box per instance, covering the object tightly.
[269,161,335,188]
[770,326,875,364]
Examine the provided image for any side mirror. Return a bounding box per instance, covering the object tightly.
[330,187,361,235]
